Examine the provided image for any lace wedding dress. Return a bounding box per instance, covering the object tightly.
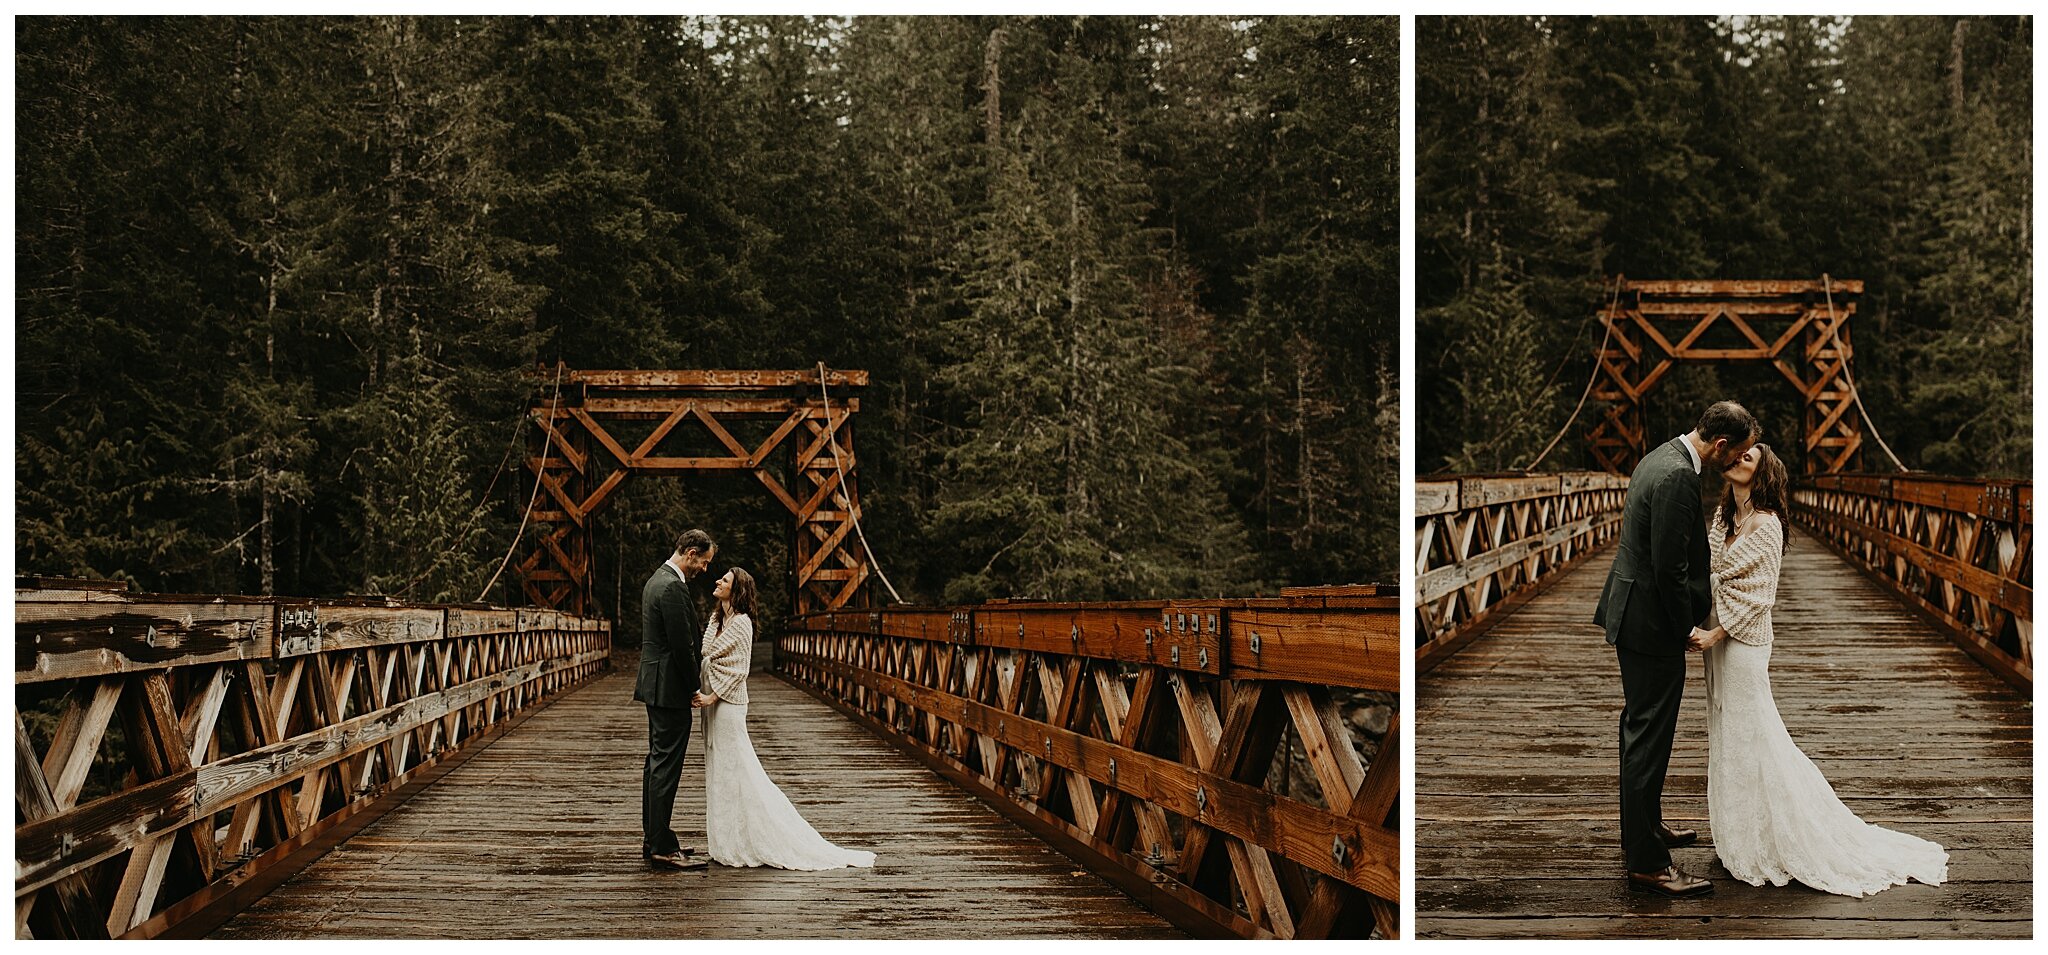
[699,613,876,870]
[1704,509,1947,896]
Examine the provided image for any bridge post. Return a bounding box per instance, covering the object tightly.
[1584,279,1865,475]
[512,366,874,617]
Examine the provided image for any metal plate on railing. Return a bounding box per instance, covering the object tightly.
[276,605,321,658]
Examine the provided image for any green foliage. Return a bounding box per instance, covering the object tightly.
[16,15,1397,609]
[1419,15,2031,477]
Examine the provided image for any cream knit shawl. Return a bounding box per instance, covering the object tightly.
[701,612,754,705]
[1709,508,1784,647]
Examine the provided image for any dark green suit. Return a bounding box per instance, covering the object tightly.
[636,562,702,857]
[1592,436,1711,872]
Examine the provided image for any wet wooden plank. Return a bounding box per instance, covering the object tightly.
[212,653,1183,939]
[1417,526,2032,939]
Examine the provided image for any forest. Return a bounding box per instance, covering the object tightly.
[1418,16,2032,477]
[15,15,1399,620]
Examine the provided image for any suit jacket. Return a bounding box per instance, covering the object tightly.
[1592,437,1712,657]
[634,562,703,708]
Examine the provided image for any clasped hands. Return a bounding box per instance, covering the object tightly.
[1686,625,1728,653]
[690,691,715,708]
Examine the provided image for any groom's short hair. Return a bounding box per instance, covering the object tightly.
[673,528,716,556]
[1697,401,1761,445]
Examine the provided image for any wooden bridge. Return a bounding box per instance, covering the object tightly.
[14,582,1398,939]
[1413,470,2032,939]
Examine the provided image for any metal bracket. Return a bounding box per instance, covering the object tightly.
[1107,757,1118,786]
[1198,647,1209,669]
[1331,835,1350,867]
[1249,631,1262,655]
[1170,645,1181,666]
[1195,785,1208,812]
[277,606,321,658]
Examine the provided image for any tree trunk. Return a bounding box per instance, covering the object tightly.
[981,25,1005,149]
[1295,358,1313,554]
[1947,19,1968,118]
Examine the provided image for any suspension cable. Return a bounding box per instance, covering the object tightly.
[476,360,567,603]
[817,361,904,603]
[1821,274,1909,472]
[397,406,526,600]
[1520,273,1626,471]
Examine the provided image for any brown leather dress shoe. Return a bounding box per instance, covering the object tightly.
[1628,864,1713,897]
[647,851,707,871]
[1658,822,1699,848]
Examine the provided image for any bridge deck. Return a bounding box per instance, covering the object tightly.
[1417,526,2032,939]
[211,652,1181,939]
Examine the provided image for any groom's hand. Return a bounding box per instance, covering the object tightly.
[1686,627,1708,652]
[690,692,713,708]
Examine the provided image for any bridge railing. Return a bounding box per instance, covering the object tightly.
[776,586,1399,940]
[14,579,611,939]
[1414,472,1628,671]
[1793,474,2033,689]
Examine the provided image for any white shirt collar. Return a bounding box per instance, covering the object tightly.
[665,556,689,582]
[1677,435,1701,473]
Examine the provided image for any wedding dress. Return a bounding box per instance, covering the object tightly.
[699,612,876,870]
[1704,509,1947,896]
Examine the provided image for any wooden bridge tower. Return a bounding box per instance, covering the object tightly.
[1587,278,1866,475]
[515,366,874,616]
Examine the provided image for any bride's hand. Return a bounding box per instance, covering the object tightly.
[690,691,714,708]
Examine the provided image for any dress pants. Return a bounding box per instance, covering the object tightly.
[642,704,693,856]
[1617,645,1687,872]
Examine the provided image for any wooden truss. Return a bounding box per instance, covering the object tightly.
[1588,279,1866,475]
[14,580,608,938]
[1413,471,1628,671]
[1795,474,2033,689]
[778,591,1402,939]
[515,367,874,616]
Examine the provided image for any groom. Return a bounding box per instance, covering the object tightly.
[1592,401,1758,897]
[636,527,716,871]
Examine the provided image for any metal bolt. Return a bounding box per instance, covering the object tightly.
[1175,612,1186,632]
[1069,624,1079,644]
[1206,614,1218,633]
[1108,758,1118,785]
[1145,842,1165,866]
[1018,623,1025,639]
[1198,647,1209,669]
[1249,632,1262,655]
[1331,835,1350,866]
[1170,646,1181,666]
[1144,628,1154,647]
[1044,736,1052,756]
[145,625,158,647]
[1195,785,1208,812]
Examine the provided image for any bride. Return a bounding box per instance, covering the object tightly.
[1692,442,1947,896]
[691,567,876,870]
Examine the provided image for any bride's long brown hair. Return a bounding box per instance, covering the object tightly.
[1719,442,1790,553]
[712,567,757,636]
